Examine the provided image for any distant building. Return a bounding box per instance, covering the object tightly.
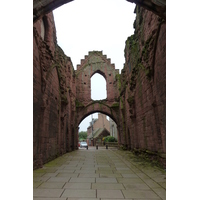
[87,113,118,146]
[87,128,110,146]
[87,113,110,146]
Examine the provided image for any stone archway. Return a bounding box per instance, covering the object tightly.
[76,101,120,129]
[33,0,166,23]
[75,51,121,138]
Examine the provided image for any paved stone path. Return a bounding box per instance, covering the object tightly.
[33,147,166,200]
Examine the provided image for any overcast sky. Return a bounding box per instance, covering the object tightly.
[53,0,136,131]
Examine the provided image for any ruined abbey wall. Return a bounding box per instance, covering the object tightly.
[33,12,78,169]
[33,6,166,169]
[76,51,119,103]
[75,51,121,127]
[119,6,166,165]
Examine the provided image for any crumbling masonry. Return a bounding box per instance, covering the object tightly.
[33,4,166,169]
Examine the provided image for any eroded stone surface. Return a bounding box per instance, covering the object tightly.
[33,4,166,169]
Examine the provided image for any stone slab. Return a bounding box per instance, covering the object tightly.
[81,166,97,170]
[75,169,96,173]
[79,173,99,178]
[34,168,57,173]
[121,173,139,178]
[62,166,81,169]
[33,176,50,182]
[122,190,160,198]
[114,170,134,174]
[69,177,95,183]
[61,189,96,198]
[117,177,143,183]
[33,172,45,177]
[123,182,151,190]
[55,169,76,173]
[143,179,162,188]
[96,170,113,174]
[158,182,166,189]
[92,183,124,190]
[152,188,166,199]
[56,173,79,177]
[100,173,122,178]
[98,167,116,170]
[33,181,42,188]
[38,182,66,189]
[95,164,113,167]
[96,177,117,183]
[47,177,70,182]
[33,189,64,198]
[136,172,151,179]
[63,183,91,189]
[97,189,124,198]
[42,172,59,177]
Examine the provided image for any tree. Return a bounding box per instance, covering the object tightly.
[78,131,87,141]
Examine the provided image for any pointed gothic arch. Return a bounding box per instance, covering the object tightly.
[91,72,107,100]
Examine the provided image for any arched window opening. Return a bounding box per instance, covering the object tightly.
[91,73,107,100]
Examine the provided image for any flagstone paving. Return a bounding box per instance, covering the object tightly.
[33,147,166,199]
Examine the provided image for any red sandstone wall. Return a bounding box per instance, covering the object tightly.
[33,7,166,169]
[119,6,166,163]
[75,51,121,133]
[33,12,77,169]
[76,51,119,103]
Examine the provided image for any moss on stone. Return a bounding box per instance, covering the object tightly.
[115,74,121,92]
[137,73,143,108]
[127,96,135,105]
[111,102,120,108]
[99,102,102,110]
[120,97,124,110]
[138,63,152,81]
[142,36,154,62]
[61,94,68,104]
[75,99,84,108]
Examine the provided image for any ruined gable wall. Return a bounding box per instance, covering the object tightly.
[33,12,77,169]
[76,51,119,104]
[75,51,121,133]
[120,6,166,166]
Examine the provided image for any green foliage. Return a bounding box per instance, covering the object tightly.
[78,131,87,141]
[103,136,117,142]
